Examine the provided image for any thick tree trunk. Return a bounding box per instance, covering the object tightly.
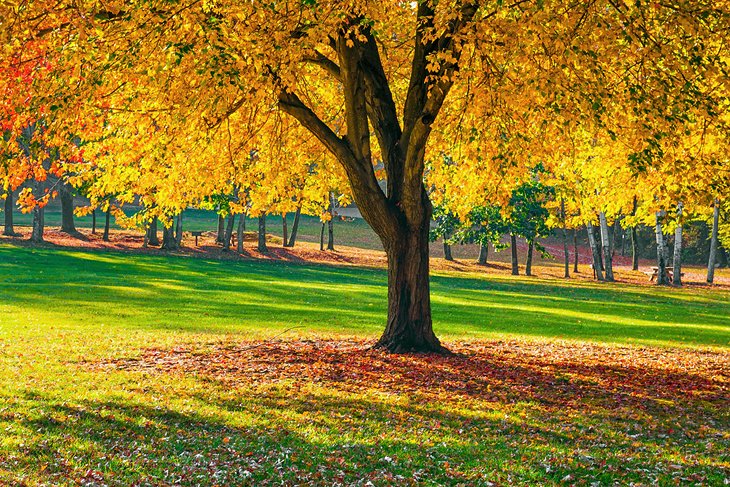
[478,244,488,265]
[282,214,288,248]
[443,241,453,261]
[510,234,519,275]
[257,214,267,252]
[586,222,604,281]
[59,183,76,234]
[223,214,236,251]
[102,207,111,241]
[3,190,15,236]
[374,218,443,353]
[573,229,579,273]
[286,205,301,247]
[237,213,245,253]
[561,199,569,278]
[91,209,97,234]
[599,212,614,281]
[161,223,178,250]
[216,214,225,245]
[707,199,720,283]
[525,240,534,276]
[673,203,683,286]
[655,212,670,285]
[30,206,44,243]
[175,212,183,246]
[147,218,160,246]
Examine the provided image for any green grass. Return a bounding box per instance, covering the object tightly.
[0,244,728,485]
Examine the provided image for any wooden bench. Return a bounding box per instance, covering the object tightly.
[645,267,684,282]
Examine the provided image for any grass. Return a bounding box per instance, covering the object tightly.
[0,244,728,485]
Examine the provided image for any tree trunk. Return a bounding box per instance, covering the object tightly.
[586,222,604,281]
[161,223,178,250]
[655,212,670,285]
[478,244,488,265]
[147,217,160,246]
[443,241,453,261]
[573,229,579,273]
[286,205,301,247]
[374,218,443,353]
[237,213,245,253]
[510,234,519,276]
[59,183,76,234]
[282,214,288,248]
[327,192,335,251]
[599,212,614,281]
[631,225,639,271]
[707,199,720,283]
[91,209,97,235]
[561,199,569,278]
[216,214,225,245]
[673,203,683,286]
[525,240,534,276]
[102,207,111,241]
[223,214,236,251]
[3,190,15,236]
[319,222,325,251]
[257,213,267,252]
[175,212,183,246]
[30,206,44,243]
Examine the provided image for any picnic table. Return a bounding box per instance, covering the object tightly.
[644,266,684,282]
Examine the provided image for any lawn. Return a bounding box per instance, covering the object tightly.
[0,244,728,485]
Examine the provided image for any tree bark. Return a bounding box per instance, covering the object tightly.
[175,212,183,246]
[223,214,236,251]
[237,212,245,253]
[286,205,301,247]
[478,244,488,265]
[216,214,225,245]
[30,206,44,243]
[147,217,160,246]
[599,212,614,282]
[282,213,288,248]
[102,207,111,241]
[510,234,519,276]
[561,199,569,278]
[91,209,97,235]
[161,222,178,250]
[573,229,579,273]
[3,190,15,236]
[327,192,336,251]
[319,222,325,251]
[257,213,267,252]
[443,241,453,261]
[655,212,670,285]
[586,222,604,281]
[525,240,534,276]
[673,203,683,286]
[707,199,720,283]
[59,182,76,234]
[631,226,639,271]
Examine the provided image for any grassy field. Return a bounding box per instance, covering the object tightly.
[1,244,728,485]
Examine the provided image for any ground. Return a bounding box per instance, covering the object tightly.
[0,234,728,485]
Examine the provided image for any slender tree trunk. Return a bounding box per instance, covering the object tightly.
[599,212,614,281]
[525,240,534,276]
[443,241,453,261]
[147,217,160,246]
[673,203,683,286]
[586,222,604,281]
[655,212,670,285]
[59,183,76,234]
[91,209,97,235]
[30,206,44,243]
[478,244,488,265]
[223,214,236,251]
[707,199,720,283]
[175,212,183,246]
[102,207,111,241]
[319,223,325,251]
[286,205,301,247]
[3,190,15,236]
[257,213,267,252]
[510,234,519,276]
[216,214,225,245]
[282,214,288,248]
[561,199,569,278]
[237,213,245,253]
[573,229,579,273]
[161,223,178,250]
[327,192,335,251]
[631,226,639,271]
